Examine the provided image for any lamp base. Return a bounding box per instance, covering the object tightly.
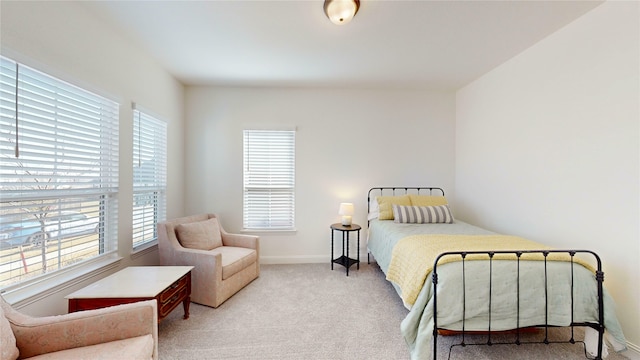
[341,216,352,226]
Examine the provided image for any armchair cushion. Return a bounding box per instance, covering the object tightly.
[175,218,223,250]
[211,246,258,280]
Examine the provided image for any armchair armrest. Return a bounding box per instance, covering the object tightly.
[171,246,224,285]
[222,232,259,250]
[10,300,158,359]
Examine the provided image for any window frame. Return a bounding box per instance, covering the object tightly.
[242,128,296,231]
[132,104,167,250]
[0,55,121,299]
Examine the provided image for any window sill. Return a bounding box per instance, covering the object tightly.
[1,253,122,307]
[131,241,158,260]
[241,228,297,235]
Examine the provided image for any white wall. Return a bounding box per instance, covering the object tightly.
[185,87,456,263]
[455,1,639,354]
[0,1,185,315]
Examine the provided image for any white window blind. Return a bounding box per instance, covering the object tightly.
[132,107,166,248]
[243,129,295,230]
[0,56,119,288]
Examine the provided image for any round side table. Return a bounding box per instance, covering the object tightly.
[330,223,361,276]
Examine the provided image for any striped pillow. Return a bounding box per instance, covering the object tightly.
[392,204,454,224]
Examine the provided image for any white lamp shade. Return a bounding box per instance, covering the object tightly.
[339,203,354,216]
[339,202,354,226]
[324,0,359,25]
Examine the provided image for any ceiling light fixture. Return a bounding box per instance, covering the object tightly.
[324,0,360,25]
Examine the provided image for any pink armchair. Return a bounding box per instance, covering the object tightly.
[157,214,259,308]
[0,295,158,360]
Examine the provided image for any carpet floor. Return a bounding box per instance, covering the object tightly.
[158,263,627,360]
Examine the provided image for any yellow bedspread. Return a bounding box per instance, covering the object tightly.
[386,234,595,307]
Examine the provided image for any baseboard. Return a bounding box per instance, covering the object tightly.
[623,341,640,360]
[260,254,377,265]
[260,255,327,264]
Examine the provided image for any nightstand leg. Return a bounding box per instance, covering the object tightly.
[331,229,334,270]
[357,230,360,270]
[345,231,349,276]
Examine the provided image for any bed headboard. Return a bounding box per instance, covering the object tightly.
[367,187,445,216]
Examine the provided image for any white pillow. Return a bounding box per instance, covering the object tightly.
[368,196,379,220]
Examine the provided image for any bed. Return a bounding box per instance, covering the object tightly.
[366,187,627,360]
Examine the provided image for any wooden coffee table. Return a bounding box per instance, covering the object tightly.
[66,266,193,322]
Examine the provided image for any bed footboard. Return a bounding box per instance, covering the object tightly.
[432,250,605,360]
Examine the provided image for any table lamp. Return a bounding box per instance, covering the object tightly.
[339,202,354,226]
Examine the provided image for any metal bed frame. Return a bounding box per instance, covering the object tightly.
[433,250,605,359]
[367,187,606,360]
[367,187,445,226]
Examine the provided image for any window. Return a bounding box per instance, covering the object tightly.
[0,56,119,289]
[243,129,295,230]
[132,106,166,249]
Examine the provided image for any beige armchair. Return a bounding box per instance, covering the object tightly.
[0,295,157,360]
[157,214,259,308]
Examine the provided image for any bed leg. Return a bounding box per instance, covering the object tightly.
[596,269,605,360]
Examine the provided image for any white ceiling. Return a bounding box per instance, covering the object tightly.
[82,0,603,90]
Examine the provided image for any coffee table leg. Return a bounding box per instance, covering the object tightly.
[183,296,190,319]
